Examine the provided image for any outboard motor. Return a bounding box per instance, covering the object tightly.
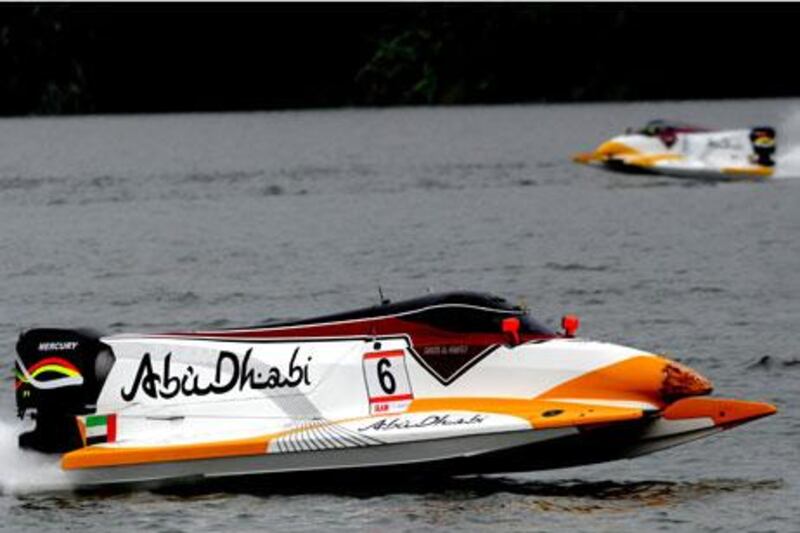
[750,127,776,167]
[15,329,115,453]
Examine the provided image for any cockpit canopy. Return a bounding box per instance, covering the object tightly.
[630,119,712,149]
[637,119,710,136]
[400,293,554,336]
[257,292,555,336]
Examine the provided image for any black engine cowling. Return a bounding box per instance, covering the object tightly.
[750,126,776,167]
[15,328,115,453]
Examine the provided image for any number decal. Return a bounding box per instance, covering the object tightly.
[363,349,413,415]
[377,358,397,394]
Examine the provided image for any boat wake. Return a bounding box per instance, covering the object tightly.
[775,108,800,179]
[0,419,73,495]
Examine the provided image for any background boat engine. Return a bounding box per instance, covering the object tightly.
[15,329,114,453]
[750,126,776,166]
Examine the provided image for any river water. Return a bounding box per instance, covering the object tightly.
[0,100,798,531]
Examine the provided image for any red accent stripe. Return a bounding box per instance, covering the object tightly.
[369,393,413,403]
[26,357,80,374]
[107,414,117,443]
[363,350,405,360]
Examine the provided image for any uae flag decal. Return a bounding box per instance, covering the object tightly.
[83,414,117,445]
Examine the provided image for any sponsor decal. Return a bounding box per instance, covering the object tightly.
[121,347,311,401]
[357,413,487,432]
[707,138,743,150]
[15,357,84,390]
[422,345,470,356]
[37,341,79,351]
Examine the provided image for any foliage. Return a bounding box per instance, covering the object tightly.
[0,4,797,116]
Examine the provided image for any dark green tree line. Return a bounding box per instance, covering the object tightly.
[0,4,797,116]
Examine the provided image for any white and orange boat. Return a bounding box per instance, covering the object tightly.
[14,292,776,487]
[573,120,776,179]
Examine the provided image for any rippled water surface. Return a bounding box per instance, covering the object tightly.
[1,100,798,531]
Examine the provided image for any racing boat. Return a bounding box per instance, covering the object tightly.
[573,119,776,179]
[14,292,776,488]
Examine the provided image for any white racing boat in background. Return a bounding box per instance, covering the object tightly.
[574,119,776,179]
[14,292,776,488]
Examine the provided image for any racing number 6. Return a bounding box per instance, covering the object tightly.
[363,349,414,415]
[377,358,396,395]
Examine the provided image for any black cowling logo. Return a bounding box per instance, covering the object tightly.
[408,343,499,386]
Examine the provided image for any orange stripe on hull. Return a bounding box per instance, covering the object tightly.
[533,355,711,408]
[535,355,668,407]
[722,166,773,177]
[62,435,271,470]
[594,140,641,157]
[663,397,777,428]
[407,398,643,429]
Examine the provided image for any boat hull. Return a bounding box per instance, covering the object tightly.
[13,293,776,489]
[63,398,773,488]
[574,127,776,179]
